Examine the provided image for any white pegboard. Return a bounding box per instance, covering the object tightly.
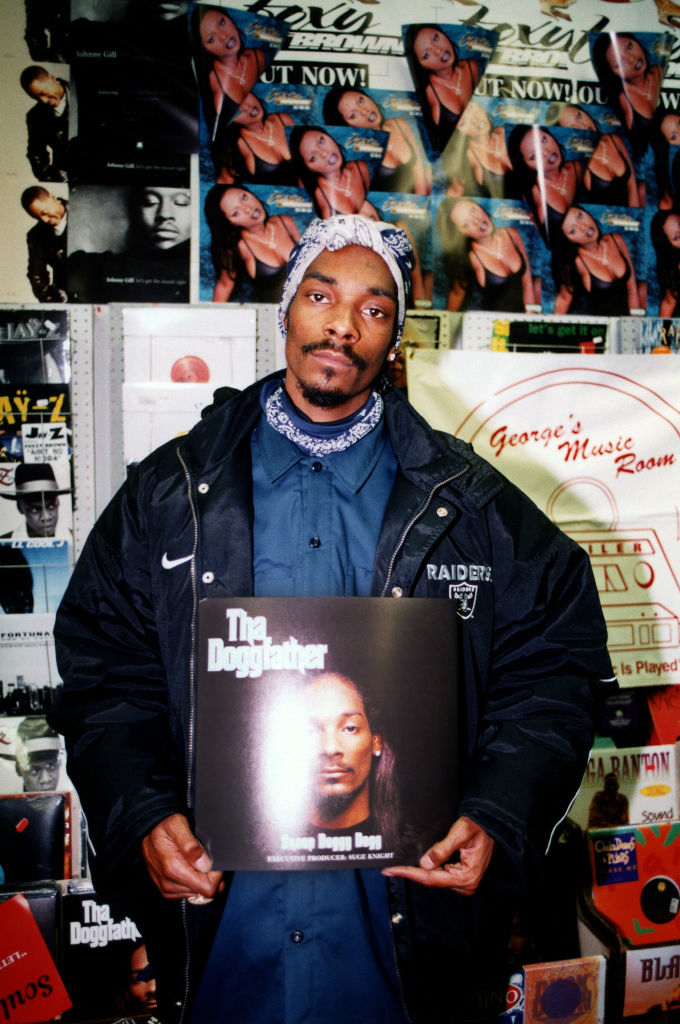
[68,304,97,556]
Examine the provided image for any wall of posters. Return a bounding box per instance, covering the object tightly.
[3,0,680,307]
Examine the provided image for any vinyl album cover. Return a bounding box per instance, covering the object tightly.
[0,457,72,539]
[318,85,433,194]
[204,80,317,187]
[121,305,256,387]
[432,193,544,313]
[0,893,71,1023]
[286,123,389,220]
[648,687,680,745]
[569,744,680,831]
[195,597,459,871]
[0,540,72,615]
[200,182,314,304]
[70,0,199,161]
[588,821,680,946]
[191,4,291,143]
[59,883,157,1023]
[67,173,191,304]
[0,715,68,796]
[624,943,680,1016]
[401,23,499,156]
[505,125,596,236]
[0,614,60,716]
[0,381,70,466]
[0,882,59,959]
[523,955,605,1024]
[0,309,70,385]
[588,32,673,158]
[0,792,71,884]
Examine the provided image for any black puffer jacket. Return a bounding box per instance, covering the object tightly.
[50,374,616,1023]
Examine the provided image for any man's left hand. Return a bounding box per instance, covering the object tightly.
[382,816,495,894]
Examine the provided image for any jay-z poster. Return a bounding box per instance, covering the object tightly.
[195,597,458,870]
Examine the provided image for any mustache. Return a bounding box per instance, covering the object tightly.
[318,755,354,774]
[301,340,367,373]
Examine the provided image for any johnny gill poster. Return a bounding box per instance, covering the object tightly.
[195,597,458,870]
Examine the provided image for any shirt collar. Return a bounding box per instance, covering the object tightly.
[255,411,388,494]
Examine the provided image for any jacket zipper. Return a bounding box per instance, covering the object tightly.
[381,469,468,597]
[176,446,200,1024]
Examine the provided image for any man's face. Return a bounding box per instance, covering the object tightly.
[17,494,59,536]
[284,244,398,422]
[306,674,381,823]
[19,753,60,792]
[27,74,65,107]
[128,945,157,1012]
[137,187,191,250]
[27,195,64,227]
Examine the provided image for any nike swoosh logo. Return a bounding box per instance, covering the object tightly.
[161,552,194,569]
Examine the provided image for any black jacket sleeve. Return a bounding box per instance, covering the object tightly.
[49,468,188,883]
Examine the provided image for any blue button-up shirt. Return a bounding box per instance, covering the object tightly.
[191,412,410,1024]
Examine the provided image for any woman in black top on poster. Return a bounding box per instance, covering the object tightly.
[437,197,537,313]
[205,185,300,303]
[322,86,431,195]
[553,205,640,316]
[404,24,480,153]
[289,127,379,219]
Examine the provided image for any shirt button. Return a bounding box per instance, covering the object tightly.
[202,571,214,584]
[310,536,321,548]
[436,506,448,518]
[391,586,403,598]
[391,913,404,926]
[198,482,209,494]
[311,461,322,472]
[290,929,304,943]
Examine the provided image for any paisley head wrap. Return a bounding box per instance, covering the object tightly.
[277,215,414,349]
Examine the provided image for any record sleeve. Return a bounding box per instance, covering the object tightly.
[523,955,605,1024]
[569,744,680,831]
[0,893,71,1023]
[588,821,680,946]
[59,882,157,1022]
[195,596,458,870]
[0,791,71,884]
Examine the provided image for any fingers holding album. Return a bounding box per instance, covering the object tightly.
[142,812,224,900]
[382,816,495,893]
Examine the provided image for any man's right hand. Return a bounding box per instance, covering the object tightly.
[142,813,224,901]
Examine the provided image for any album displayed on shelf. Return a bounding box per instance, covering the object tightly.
[195,596,459,871]
[0,791,71,884]
[569,743,680,831]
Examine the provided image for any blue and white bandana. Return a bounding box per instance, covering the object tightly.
[277,215,414,350]
[262,380,383,456]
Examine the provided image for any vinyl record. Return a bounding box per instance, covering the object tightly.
[640,875,680,924]
[171,356,210,383]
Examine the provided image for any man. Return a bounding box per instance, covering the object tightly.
[14,716,63,792]
[125,942,158,1016]
[67,185,191,302]
[1,462,71,539]
[304,672,398,845]
[20,66,69,183]
[587,771,630,828]
[50,215,615,1024]
[21,186,68,303]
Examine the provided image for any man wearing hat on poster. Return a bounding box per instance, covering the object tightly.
[51,215,615,1024]
[14,716,63,793]
[1,462,71,540]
